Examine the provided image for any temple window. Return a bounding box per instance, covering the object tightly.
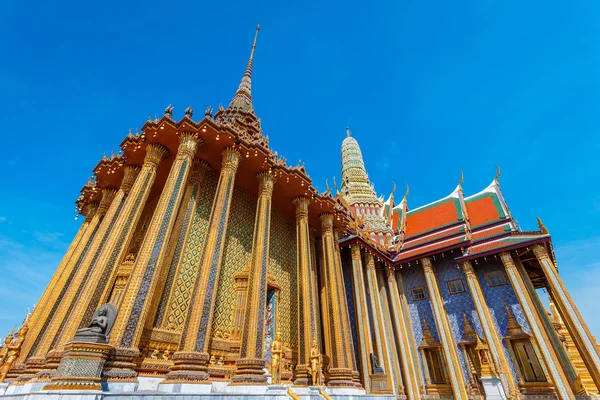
[485,270,507,287]
[512,339,547,382]
[411,287,427,301]
[447,279,465,295]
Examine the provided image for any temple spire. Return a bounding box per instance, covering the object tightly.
[228,25,260,112]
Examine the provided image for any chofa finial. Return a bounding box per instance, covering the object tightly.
[458,169,464,186]
[403,183,409,201]
[537,216,549,234]
[494,164,501,183]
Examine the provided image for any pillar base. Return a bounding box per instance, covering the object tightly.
[43,342,112,391]
[327,367,355,387]
[369,373,392,394]
[161,351,210,384]
[231,358,267,385]
[293,364,310,386]
[101,347,138,383]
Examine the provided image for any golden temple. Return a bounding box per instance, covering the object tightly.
[0,27,599,400]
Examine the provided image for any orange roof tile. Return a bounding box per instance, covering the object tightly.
[472,224,511,242]
[406,198,462,238]
[396,235,467,261]
[465,192,506,228]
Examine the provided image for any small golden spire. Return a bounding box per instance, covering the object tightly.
[462,313,476,339]
[537,216,549,234]
[346,126,351,137]
[494,164,501,184]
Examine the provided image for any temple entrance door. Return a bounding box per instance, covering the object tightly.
[263,288,277,365]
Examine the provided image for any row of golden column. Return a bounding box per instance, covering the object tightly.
[10,133,358,388]
[348,241,600,400]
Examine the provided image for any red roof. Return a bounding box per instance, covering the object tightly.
[405,197,463,238]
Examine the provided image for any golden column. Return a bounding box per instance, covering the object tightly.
[532,244,600,389]
[25,186,123,368]
[349,244,373,390]
[18,200,96,361]
[499,252,576,400]
[55,147,165,354]
[164,146,242,383]
[364,253,395,392]
[292,196,318,385]
[385,267,422,400]
[420,257,469,399]
[16,201,99,365]
[460,261,519,398]
[108,133,200,367]
[155,160,212,330]
[231,171,276,384]
[320,213,355,387]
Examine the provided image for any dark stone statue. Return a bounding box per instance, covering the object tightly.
[370,352,385,374]
[72,304,117,344]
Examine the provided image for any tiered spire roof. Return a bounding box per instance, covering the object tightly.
[340,128,393,246]
[228,25,260,112]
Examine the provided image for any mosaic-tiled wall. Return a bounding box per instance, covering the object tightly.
[341,249,361,373]
[155,169,218,330]
[212,186,256,337]
[476,258,526,381]
[267,207,297,346]
[434,258,477,383]
[400,264,438,386]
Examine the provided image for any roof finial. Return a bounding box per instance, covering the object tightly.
[537,216,549,234]
[403,183,409,201]
[346,126,351,137]
[494,164,501,184]
[391,181,396,195]
[458,169,464,187]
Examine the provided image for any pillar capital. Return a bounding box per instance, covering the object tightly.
[385,266,397,283]
[83,203,99,222]
[365,252,376,270]
[221,146,242,171]
[350,243,361,260]
[256,170,276,196]
[293,196,310,218]
[460,260,476,276]
[121,166,141,194]
[320,213,334,233]
[499,252,515,268]
[144,143,169,168]
[176,131,201,158]
[532,244,550,260]
[189,159,211,185]
[420,257,433,271]
[97,189,118,216]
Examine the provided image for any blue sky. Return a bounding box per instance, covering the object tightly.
[0,1,599,340]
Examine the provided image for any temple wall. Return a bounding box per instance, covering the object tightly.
[434,259,477,383]
[401,265,439,386]
[267,207,297,346]
[476,258,526,381]
[211,186,256,338]
[153,170,218,331]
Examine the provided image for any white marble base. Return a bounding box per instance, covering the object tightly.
[481,375,506,400]
[2,391,103,400]
[323,386,367,396]
[157,383,212,394]
[289,385,320,396]
[136,377,163,391]
[0,383,8,396]
[23,382,46,394]
[211,381,230,393]
[221,383,268,395]
[101,382,138,392]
